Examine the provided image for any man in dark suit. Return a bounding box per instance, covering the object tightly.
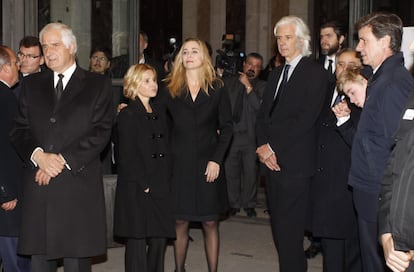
[111,31,165,81]
[12,36,47,97]
[10,23,113,272]
[310,48,363,272]
[350,12,414,272]
[318,21,346,82]
[0,45,31,272]
[224,52,266,217]
[256,15,328,272]
[305,20,347,259]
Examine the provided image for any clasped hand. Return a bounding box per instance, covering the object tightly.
[256,144,281,171]
[33,151,66,185]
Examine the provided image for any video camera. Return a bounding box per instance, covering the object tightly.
[163,36,180,72]
[215,34,245,78]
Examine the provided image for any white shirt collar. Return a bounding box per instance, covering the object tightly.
[54,62,76,89]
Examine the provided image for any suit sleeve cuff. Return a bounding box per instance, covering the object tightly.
[30,147,44,167]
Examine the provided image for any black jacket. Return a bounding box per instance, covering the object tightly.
[379,93,414,251]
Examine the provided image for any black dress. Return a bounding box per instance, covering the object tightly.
[114,99,175,239]
[165,84,233,221]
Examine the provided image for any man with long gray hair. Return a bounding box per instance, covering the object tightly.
[256,15,328,272]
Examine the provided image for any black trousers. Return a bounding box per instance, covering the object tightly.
[125,237,167,272]
[224,132,258,209]
[265,172,310,272]
[321,237,362,272]
[353,189,387,272]
[31,255,91,272]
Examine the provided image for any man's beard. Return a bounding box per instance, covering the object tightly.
[322,42,340,56]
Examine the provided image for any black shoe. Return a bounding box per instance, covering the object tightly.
[228,208,240,216]
[304,242,322,259]
[244,208,257,217]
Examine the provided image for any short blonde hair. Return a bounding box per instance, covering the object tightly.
[336,67,365,93]
[123,63,157,100]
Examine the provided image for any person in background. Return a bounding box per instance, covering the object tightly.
[256,15,328,272]
[305,20,348,260]
[163,38,233,272]
[12,36,45,97]
[114,64,175,272]
[224,52,266,217]
[350,12,414,272]
[310,50,364,272]
[0,45,31,272]
[89,47,111,76]
[89,47,115,175]
[10,22,113,272]
[260,46,284,81]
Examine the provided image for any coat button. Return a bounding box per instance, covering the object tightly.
[319,144,325,149]
[151,154,157,158]
[152,115,158,120]
[159,153,165,158]
[50,117,56,123]
[317,167,324,172]
[157,134,163,138]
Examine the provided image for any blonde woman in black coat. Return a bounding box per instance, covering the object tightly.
[164,38,233,272]
[114,64,175,272]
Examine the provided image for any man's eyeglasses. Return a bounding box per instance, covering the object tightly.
[91,56,109,62]
[17,51,40,60]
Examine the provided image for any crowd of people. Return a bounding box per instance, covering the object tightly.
[1,10,414,272]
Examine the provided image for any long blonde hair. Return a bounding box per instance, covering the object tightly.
[165,38,222,98]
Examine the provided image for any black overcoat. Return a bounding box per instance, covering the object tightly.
[114,99,175,239]
[310,85,361,238]
[10,67,113,259]
[165,84,233,219]
[0,82,22,236]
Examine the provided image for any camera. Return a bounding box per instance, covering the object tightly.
[163,36,180,72]
[215,34,245,78]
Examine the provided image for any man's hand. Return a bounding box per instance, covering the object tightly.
[256,144,281,171]
[205,161,220,182]
[238,72,252,93]
[1,199,17,211]
[332,100,351,118]
[117,103,128,113]
[33,150,65,178]
[381,233,412,272]
[35,169,52,185]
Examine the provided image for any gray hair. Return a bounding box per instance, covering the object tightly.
[0,45,12,71]
[39,22,77,54]
[274,16,312,57]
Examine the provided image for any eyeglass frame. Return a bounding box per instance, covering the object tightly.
[17,51,41,60]
[91,55,109,62]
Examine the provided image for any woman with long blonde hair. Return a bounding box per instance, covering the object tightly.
[164,38,233,272]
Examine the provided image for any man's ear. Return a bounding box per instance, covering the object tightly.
[380,35,391,50]
[339,35,345,47]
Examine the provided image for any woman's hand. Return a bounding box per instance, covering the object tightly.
[205,161,220,182]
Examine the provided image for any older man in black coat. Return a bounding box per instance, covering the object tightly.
[10,23,113,272]
[0,45,30,272]
[256,16,328,272]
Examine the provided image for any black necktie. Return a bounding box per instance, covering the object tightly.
[333,93,343,106]
[327,59,333,75]
[55,74,64,101]
[270,64,290,115]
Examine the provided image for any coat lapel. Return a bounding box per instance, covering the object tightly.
[55,67,86,112]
